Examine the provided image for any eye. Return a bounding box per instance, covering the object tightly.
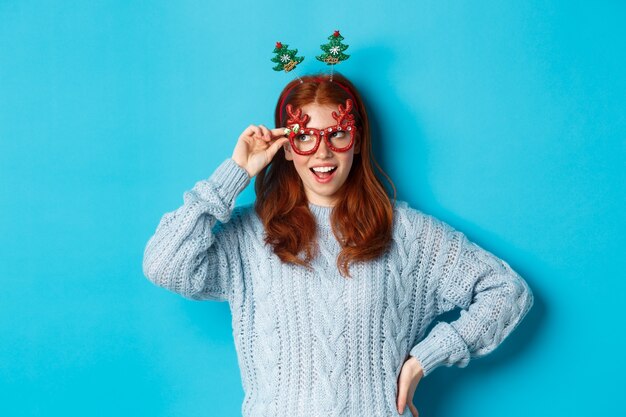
[330,130,346,138]
[296,134,312,142]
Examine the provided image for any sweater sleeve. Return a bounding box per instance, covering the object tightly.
[408,217,534,377]
[142,157,251,303]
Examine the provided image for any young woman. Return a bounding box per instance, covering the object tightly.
[142,72,534,417]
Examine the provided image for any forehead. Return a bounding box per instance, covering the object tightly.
[299,103,341,127]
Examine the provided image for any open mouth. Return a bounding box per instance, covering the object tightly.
[310,166,337,179]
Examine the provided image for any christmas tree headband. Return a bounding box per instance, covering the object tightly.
[271,29,350,82]
[271,30,357,127]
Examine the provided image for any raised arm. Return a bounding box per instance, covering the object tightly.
[409,217,534,376]
[142,122,289,302]
[142,158,251,302]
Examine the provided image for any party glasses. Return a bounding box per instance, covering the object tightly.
[283,99,357,155]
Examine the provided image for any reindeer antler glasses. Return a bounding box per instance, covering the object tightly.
[283,99,358,155]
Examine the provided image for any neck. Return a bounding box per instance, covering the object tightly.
[304,189,338,208]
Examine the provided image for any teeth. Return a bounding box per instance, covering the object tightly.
[311,166,336,173]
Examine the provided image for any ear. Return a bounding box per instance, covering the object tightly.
[283,142,294,161]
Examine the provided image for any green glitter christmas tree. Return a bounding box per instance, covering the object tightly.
[316,30,350,65]
[271,41,305,72]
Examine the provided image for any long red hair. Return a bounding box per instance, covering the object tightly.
[254,72,397,278]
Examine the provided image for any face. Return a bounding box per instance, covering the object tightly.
[283,102,361,207]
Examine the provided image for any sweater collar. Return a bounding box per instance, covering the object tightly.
[307,202,333,228]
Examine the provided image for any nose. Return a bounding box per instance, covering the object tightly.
[315,136,333,158]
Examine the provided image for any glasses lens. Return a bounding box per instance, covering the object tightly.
[293,132,318,152]
[328,128,353,150]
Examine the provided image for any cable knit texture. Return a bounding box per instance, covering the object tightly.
[142,157,534,417]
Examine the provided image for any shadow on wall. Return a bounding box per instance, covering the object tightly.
[414,281,544,416]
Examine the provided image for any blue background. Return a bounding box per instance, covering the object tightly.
[1,1,624,416]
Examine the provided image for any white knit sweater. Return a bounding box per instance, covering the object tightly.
[142,157,534,417]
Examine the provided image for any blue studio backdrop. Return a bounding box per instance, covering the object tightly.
[1,1,624,416]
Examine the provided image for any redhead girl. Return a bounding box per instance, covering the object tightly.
[143,72,533,417]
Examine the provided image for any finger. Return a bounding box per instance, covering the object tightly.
[397,384,407,414]
[267,137,290,157]
[258,124,272,141]
[409,403,419,417]
[271,127,289,137]
[244,124,259,135]
[246,125,263,139]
